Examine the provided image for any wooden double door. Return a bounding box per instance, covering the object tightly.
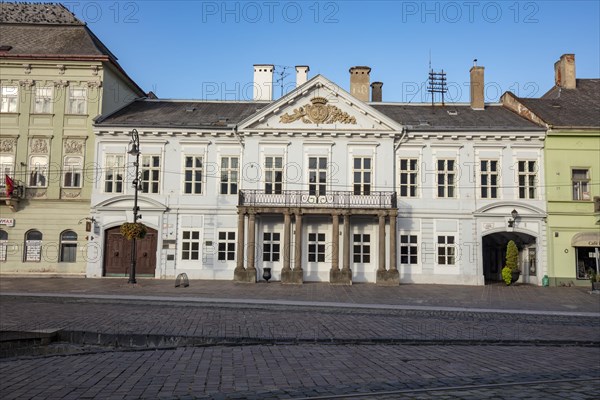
[104,226,157,277]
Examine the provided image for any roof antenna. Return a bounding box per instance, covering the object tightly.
[274,65,291,99]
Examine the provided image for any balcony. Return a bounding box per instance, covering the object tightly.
[1,184,25,212]
[239,190,397,209]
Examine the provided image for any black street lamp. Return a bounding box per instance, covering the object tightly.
[128,128,141,284]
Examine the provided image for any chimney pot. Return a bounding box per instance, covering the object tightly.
[470,65,485,110]
[253,64,274,101]
[371,82,383,102]
[295,65,309,87]
[349,66,371,102]
[554,54,576,89]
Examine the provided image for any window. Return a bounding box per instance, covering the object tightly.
[182,230,201,261]
[576,247,600,279]
[0,230,7,262]
[265,156,283,194]
[63,156,83,188]
[34,87,53,113]
[184,156,203,194]
[220,157,238,195]
[104,154,125,193]
[217,231,236,261]
[572,169,590,200]
[480,160,498,199]
[0,154,14,187]
[353,157,372,195]
[353,234,371,263]
[308,157,327,196]
[29,155,48,187]
[308,233,326,262]
[59,230,77,262]
[67,87,87,114]
[400,235,418,264]
[24,230,42,262]
[1,86,18,113]
[263,232,280,262]
[437,235,455,265]
[399,158,418,197]
[437,159,456,198]
[518,160,536,199]
[141,155,161,194]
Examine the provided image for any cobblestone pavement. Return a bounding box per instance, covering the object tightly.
[1,278,599,399]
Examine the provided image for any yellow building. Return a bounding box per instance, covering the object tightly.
[0,3,144,276]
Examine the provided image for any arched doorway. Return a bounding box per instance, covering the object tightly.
[483,231,537,283]
[104,225,158,277]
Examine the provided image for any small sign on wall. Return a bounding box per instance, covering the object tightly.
[0,218,15,227]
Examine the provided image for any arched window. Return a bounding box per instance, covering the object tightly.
[24,230,42,262]
[0,229,8,262]
[60,230,78,263]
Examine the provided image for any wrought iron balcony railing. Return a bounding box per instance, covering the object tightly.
[239,190,397,209]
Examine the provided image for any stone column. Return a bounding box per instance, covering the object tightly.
[283,211,291,272]
[235,211,245,272]
[378,213,386,272]
[247,212,256,273]
[342,213,350,272]
[331,213,340,271]
[389,212,397,271]
[294,213,303,271]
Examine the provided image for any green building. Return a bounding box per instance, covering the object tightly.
[503,54,600,286]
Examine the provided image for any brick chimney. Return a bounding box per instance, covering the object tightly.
[253,64,273,101]
[349,66,371,102]
[554,54,576,89]
[295,65,309,87]
[469,62,485,110]
[370,82,383,102]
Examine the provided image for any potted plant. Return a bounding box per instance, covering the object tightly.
[120,222,147,240]
[501,240,520,285]
[589,270,600,291]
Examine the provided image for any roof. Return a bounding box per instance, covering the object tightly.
[97,98,543,132]
[96,100,266,129]
[513,79,600,128]
[371,103,543,131]
[0,2,82,24]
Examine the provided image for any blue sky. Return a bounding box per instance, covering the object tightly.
[58,0,600,102]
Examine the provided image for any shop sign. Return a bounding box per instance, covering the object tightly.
[0,218,15,227]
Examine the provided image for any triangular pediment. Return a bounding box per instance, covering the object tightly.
[238,75,401,133]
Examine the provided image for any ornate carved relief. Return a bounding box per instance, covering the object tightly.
[30,138,49,154]
[0,138,16,153]
[91,66,99,76]
[26,189,47,199]
[57,64,65,75]
[64,139,84,155]
[19,79,34,88]
[54,80,69,88]
[280,97,357,125]
[61,189,81,199]
[87,80,102,88]
[23,64,31,74]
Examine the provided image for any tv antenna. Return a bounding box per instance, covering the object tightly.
[427,68,447,106]
[274,65,291,98]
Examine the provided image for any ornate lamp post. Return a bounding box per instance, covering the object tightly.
[128,129,141,284]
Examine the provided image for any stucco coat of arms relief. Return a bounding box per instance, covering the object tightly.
[279,97,357,125]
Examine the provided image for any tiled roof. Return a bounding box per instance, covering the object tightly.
[515,79,600,128]
[96,100,266,129]
[372,104,543,131]
[0,2,82,24]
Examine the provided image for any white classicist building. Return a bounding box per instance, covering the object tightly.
[88,64,547,285]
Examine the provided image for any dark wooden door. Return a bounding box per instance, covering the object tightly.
[104,226,157,277]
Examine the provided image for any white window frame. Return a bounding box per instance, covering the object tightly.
[399,234,418,265]
[308,232,326,263]
[217,231,236,261]
[67,87,87,114]
[220,156,239,195]
[181,230,202,261]
[264,156,283,194]
[1,85,18,113]
[0,154,14,188]
[141,154,161,194]
[353,157,372,195]
[63,155,83,188]
[24,230,42,262]
[308,156,327,196]
[59,230,78,263]
[0,229,8,262]
[518,160,537,199]
[34,86,53,114]
[436,159,456,198]
[352,233,371,264]
[104,154,125,193]
[480,159,499,199]
[262,232,281,262]
[437,235,456,266]
[28,155,49,188]
[572,168,590,201]
[398,158,418,198]
[183,155,203,195]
